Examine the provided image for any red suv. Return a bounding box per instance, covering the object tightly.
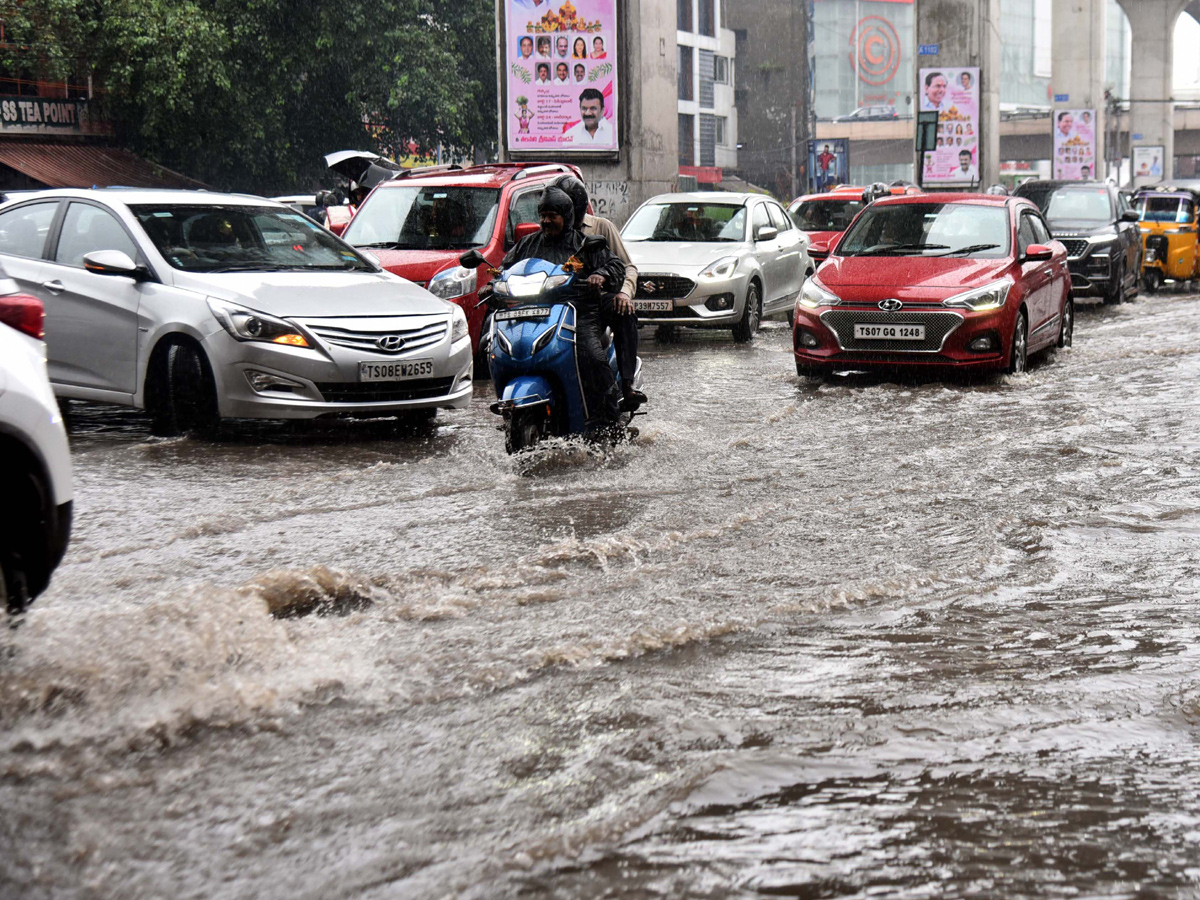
[340,162,583,372]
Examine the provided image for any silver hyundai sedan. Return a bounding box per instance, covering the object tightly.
[621,192,812,342]
[0,189,472,435]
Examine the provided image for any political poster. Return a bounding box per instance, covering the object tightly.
[808,139,849,193]
[1132,146,1165,180]
[505,0,619,154]
[1052,109,1097,180]
[918,66,980,186]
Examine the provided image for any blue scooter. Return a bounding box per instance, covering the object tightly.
[459,246,644,454]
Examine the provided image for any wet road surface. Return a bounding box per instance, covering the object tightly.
[4,293,1200,898]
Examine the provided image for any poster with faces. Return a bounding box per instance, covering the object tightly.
[919,67,979,186]
[1053,109,1097,181]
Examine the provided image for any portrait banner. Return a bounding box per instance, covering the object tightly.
[1132,145,1165,181]
[505,0,619,154]
[918,66,979,186]
[1052,109,1097,181]
[808,139,849,193]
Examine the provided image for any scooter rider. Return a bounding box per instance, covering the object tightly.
[551,174,647,411]
[478,185,626,434]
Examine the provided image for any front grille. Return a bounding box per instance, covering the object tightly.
[636,274,695,300]
[1059,239,1087,258]
[315,378,455,403]
[820,309,963,352]
[305,318,449,355]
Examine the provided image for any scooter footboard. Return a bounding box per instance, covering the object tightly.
[489,375,556,415]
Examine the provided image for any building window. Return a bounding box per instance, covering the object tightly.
[678,0,692,32]
[714,56,729,85]
[698,0,715,36]
[678,45,694,101]
[679,114,695,166]
[698,49,715,109]
[715,116,727,146]
[699,114,716,166]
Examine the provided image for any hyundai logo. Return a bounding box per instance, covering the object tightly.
[376,334,406,352]
[878,299,903,312]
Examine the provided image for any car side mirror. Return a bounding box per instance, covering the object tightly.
[458,249,488,268]
[808,240,829,257]
[1023,244,1053,262]
[514,221,540,241]
[756,226,778,242]
[1121,209,1140,222]
[83,250,147,280]
[582,234,608,252]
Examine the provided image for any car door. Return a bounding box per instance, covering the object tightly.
[765,201,803,313]
[750,201,783,303]
[0,199,62,307]
[1017,210,1053,345]
[1115,189,1141,282]
[41,201,144,396]
[1030,211,1068,333]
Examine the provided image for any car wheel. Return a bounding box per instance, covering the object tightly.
[1104,261,1125,304]
[1007,310,1028,375]
[0,464,46,615]
[151,342,220,437]
[1057,297,1074,349]
[654,324,679,343]
[732,282,762,343]
[1142,269,1161,294]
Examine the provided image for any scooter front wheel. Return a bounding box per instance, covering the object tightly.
[505,408,545,454]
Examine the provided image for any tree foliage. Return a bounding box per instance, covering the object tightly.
[0,0,497,192]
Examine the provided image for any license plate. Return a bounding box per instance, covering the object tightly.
[495,306,551,321]
[634,299,673,312]
[359,359,434,382]
[854,323,925,341]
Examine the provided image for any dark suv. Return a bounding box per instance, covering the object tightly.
[1013,180,1141,304]
[340,162,582,373]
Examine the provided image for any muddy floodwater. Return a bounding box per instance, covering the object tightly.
[4,294,1200,899]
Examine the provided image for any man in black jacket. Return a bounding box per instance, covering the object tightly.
[479,186,625,433]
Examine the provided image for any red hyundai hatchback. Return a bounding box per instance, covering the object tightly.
[792,194,1073,377]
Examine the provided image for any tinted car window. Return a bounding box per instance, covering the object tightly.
[752,203,770,237]
[1017,213,1038,255]
[1030,214,1053,245]
[1044,187,1112,223]
[343,185,500,250]
[507,189,543,242]
[0,201,58,259]
[790,198,863,231]
[54,203,139,268]
[766,203,792,232]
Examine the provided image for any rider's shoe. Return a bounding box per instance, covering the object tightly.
[619,388,647,413]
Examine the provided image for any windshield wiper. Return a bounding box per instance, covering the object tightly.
[852,242,949,256]
[937,243,1001,256]
[354,241,419,249]
[205,262,299,273]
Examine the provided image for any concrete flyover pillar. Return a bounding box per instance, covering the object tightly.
[1051,0,1107,174]
[1117,0,1188,188]
[914,0,1002,187]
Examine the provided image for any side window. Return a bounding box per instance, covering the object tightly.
[0,201,59,259]
[767,203,792,232]
[507,189,543,244]
[752,203,770,237]
[1017,213,1038,256]
[1030,214,1052,245]
[54,203,139,268]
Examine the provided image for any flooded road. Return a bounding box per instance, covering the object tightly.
[4,293,1200,899]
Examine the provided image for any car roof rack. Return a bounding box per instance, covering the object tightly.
[390,163,464,180]
[510,163,577,182]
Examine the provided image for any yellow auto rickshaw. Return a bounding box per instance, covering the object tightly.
[1134,185,1200,293]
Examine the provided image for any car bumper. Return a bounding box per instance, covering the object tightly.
[204,330,474,420]
[1066,255,1114,296]
[633,271,751,326]
[792,303,1014,372]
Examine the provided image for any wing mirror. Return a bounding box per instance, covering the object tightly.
[1023,244,1053,262]
[458,249,488,268]
[1121,209,1140,222]
[83,250,148,280]
[756,226,778,242]
[514,221,541,241]
[808,240,829,258]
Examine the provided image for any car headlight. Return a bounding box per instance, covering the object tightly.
[799,278,841,309]
[699,256,739,279]
[207,298,310,347]
[1086,233,1116,244]
[942,279,1011,311]
[428,265,477,300]
[450,303,469,342]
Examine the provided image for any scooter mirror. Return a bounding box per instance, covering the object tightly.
[459,250,488,268]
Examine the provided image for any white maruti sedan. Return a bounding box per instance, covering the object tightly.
[0,189,473,435]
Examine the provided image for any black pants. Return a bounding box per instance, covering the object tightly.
[599,295,639,386]
[574,302,621,428]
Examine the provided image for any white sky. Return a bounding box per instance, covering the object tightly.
[1178,14,1200,89]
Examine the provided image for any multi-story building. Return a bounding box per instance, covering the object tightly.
[677,0,738,190]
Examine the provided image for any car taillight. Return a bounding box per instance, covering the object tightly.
[0,293,45,339]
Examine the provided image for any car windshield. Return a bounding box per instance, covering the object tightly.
[130,204,372,272]
[622,203,747,242]
[1135,194,1194,223]
[838,202,1010,257]
[343,185,500,250]
[1042,188,1112,223]
[790,198,863,232]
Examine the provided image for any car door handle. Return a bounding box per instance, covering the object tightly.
[42,280,65,295]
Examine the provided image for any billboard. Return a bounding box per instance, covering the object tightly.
[1133,146,1165,180]
[809,139,850,192]
[504,0,619,154]
[1052,109,1097,180]
[918,66,979,186]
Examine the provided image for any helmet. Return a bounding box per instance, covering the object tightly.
[984,183,1010,196]
[551,174,589,224]
[861,182,891,204]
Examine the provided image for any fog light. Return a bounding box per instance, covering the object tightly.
[968,335,996,352]
[704,293,735,311]
[798,329,819,348]
[246,370,305,393]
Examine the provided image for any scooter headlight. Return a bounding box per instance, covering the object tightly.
[508,273,548,298]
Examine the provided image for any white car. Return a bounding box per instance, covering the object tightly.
[0,287,72,612]
[0,189,473,436]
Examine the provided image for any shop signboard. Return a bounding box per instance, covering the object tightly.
[808,139,849,193]
[504,0,619,154]
[0,95,111,136]
[917,66,979,186]
[1052,109,1097,180]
